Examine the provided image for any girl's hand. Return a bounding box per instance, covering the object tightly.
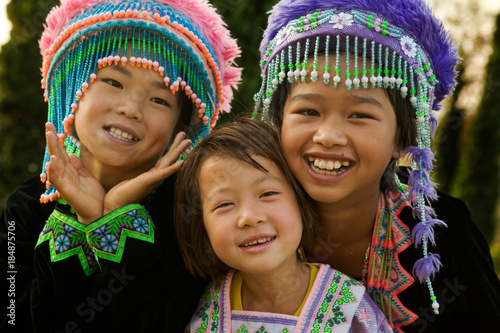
[45,122,105,225]
[103,132,191,215]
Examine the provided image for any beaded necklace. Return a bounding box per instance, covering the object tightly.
[360,240,371,286]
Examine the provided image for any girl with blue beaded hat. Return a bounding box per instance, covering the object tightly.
[0,0,240,331]
[252,0,500,331]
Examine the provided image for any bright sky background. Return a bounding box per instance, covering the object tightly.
[0,0,499,48]
[0,0,11,48]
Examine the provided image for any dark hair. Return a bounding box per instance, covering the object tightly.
[175,117,318,278]
[270,79,417,193]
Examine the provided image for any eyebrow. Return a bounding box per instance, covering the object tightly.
[345,94,384,109]
[108,66,168,90]
[203,172,281,199]
[288,92,384,109]
[108,65,131,76]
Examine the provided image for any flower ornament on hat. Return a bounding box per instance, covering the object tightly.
[253,0,459,327]
[39,0,241,203]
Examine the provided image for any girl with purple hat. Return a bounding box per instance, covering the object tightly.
[253,0,500,331]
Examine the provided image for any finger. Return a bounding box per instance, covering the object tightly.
[156,139,191,170]
[68,153,93,178]
[46,124,71,165]
[160,133,191,165]
[46,155,59,183]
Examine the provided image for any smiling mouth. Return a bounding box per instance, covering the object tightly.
[106,127,139,142]
[308,156,351,175]
[240,236,276,248]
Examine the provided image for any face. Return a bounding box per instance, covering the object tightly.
[199,155,303,275]
[281,54,400,207]
[75,64,181,177]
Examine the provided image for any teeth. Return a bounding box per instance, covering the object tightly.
[109,127,137,141]
[309,157,351,174]
[241,237,274,247]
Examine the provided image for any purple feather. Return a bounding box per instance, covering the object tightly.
[409,183,437,202]
[404,147,435,172]
[429,113,438,137]
[260,0,459,106]
[412,219,447,246]
[408,169,430,187]
[412,253,442,283]
[413,204,437,221]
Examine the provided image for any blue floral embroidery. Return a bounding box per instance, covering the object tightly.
[94,225,107,234]
[87,204,155,263]
[64,224,75,233]
[133,218,149,234]
[55,234,71,252]
[87,254,96,268]
[37,212,97,276]
[100,234,119,253]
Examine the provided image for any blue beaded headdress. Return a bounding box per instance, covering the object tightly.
[39,0,241,203]
[253,0,459,325]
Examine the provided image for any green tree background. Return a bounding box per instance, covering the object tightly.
[449,13,500,245]
[0,1,499,272]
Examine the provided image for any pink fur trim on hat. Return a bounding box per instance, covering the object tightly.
[40,0,241,112]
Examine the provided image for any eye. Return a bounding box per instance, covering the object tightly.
[150,97,171,107]
[350,112,373,119]
[260,191,278,198]
[297,109,319,117]
[214,202,233,211]
[102,79,123,89]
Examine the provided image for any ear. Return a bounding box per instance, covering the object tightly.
[392,145,402,160]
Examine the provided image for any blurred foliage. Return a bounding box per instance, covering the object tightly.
[212,0,276,123]
[433,57,466,195]
[449,13,500,244]
[0,0,58,210]
[0,0,276,211]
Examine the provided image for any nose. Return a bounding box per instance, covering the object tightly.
[237,201,266,229]
[312,119,347,148]
[116,90,144,121]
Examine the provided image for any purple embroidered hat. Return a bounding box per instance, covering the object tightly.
[252,0,459,319]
